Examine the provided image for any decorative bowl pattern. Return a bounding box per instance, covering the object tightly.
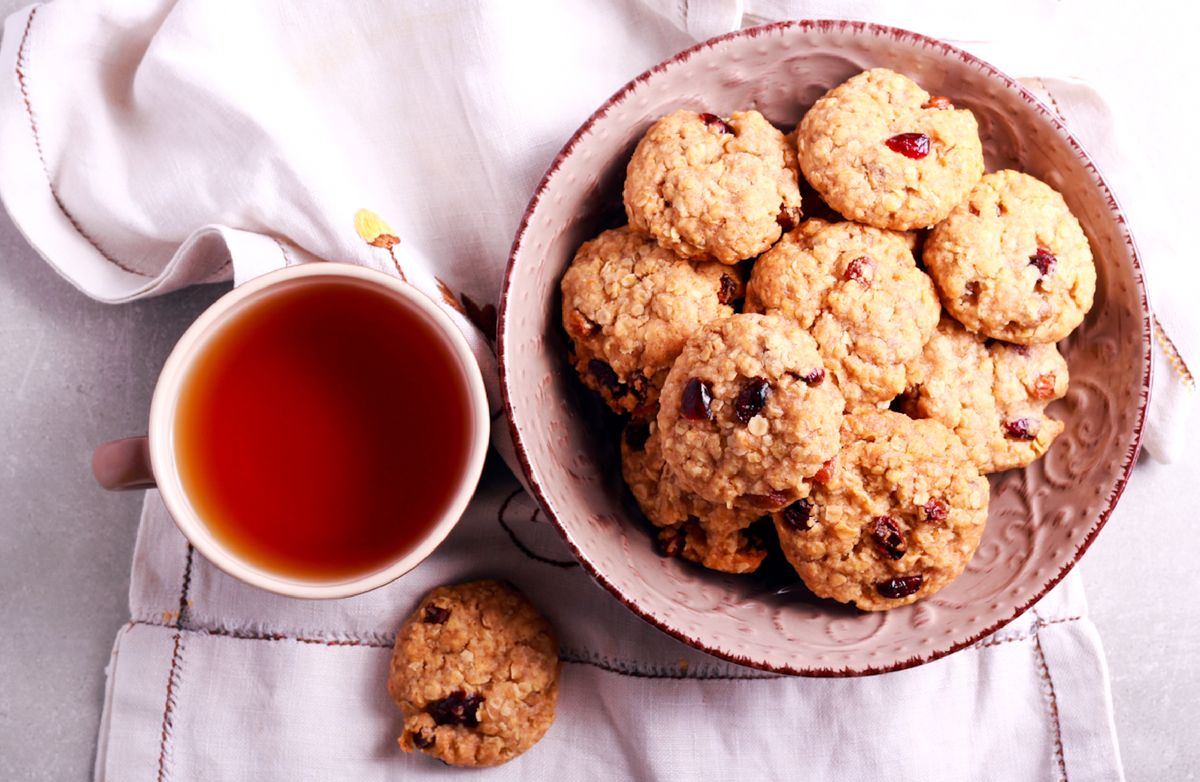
[498,20,1151,675]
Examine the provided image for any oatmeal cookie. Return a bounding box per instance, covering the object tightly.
[388,580,559,767]
[621,420,770,573]
[797,68,984,230]
[901,317,1069,473]
[656,314,844,510]
[561,226,742,414]
[746,219,939,408]
[923,170,1096,344]
[624,109,802,263]
[773,410,989,611]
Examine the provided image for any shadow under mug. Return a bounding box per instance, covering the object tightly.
[92,263,491,599]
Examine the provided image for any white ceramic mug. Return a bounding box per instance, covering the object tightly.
[92,263,490,599]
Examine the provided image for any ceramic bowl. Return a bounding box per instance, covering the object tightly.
[498,20,1151,675]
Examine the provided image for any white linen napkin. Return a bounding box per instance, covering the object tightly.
[4,1,1183,779]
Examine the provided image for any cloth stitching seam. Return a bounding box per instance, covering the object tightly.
[1031,611,1070,781]
[123,614,1083,680]
[13,6,151,278]
[155,545,194,782]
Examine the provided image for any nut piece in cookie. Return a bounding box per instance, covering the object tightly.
[624,109,802,263]
[773,410,990,611]
[746,219,940,408]
[796,68,984,230]
[561,226,742,414]
[621,420,771,573]
[923,170,1096,345]
[901,317,1069,473]
[656,313,845,510]
[388,580,559,767]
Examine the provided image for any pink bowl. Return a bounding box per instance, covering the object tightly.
[498,20,1151,675]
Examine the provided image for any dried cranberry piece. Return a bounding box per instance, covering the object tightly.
[587,359,621,392]
[844,256,874,288]
[776,206,803,232]
[871,516,907,560]
[1004,418,1038,440]
[877,575,924,599]
[1033,373,1057,400]
[744,490,791,509]
[780,499,814,531]
[922,498,948,524]
[427,691,484,727]
[422,604,450,624]
[885,133,931,159]
[718,274,739,306]
[922,95,954,110]
[813,459,835,485]
[624,419,651,450]
[412,731,435,750]
[680,377,714,421]
[799,368,825,386]
[1029,247,1057,276]
[700,113,732,134]
[734,377,771,423]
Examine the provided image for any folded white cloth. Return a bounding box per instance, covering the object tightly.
[5,1,1185,779]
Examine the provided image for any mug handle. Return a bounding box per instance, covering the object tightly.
[93,436,157,490]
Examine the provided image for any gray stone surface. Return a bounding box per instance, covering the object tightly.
[0,210,226,781]
[1,3,1198,781]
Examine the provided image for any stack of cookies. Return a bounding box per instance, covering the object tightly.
[560,68,1096,611]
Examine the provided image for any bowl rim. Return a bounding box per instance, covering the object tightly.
[497,18,1153,677]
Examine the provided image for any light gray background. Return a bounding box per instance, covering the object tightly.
[2,2,1199,780]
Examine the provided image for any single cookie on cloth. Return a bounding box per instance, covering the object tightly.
[796,68,984,230]
[621,420,771,573]
[388,580,559,767]
[624,109,802,263]
[923,169,1096,344]
[561,226,742,414]
[773,410,989,611]
[746,219,940,408]
[656,313,845,511]
[901,317,1069,473]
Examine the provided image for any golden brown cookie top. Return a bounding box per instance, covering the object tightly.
[923,170,1096,344]
[656,313,845,510]
[746,219,940,408]
[902,316,1069,473]
[561,226,741,415]
[624,109,802,263]
[797,68,984,231]
[388,580,559,767]
[773,410,990,611]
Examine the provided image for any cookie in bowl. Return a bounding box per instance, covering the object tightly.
[621,420,771,574]
[772,410,990,611]
[624,109,802,263]
[901,317,1069,473]
[388,580,560,767]
[656,313,845,510]
[560,226,742,414]
[745,218,940,409]
[796,68,984,231]
[923,169,1096,344]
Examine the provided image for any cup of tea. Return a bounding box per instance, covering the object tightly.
[92,263,491,599]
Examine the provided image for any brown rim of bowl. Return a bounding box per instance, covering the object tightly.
[497,18,1153,677]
